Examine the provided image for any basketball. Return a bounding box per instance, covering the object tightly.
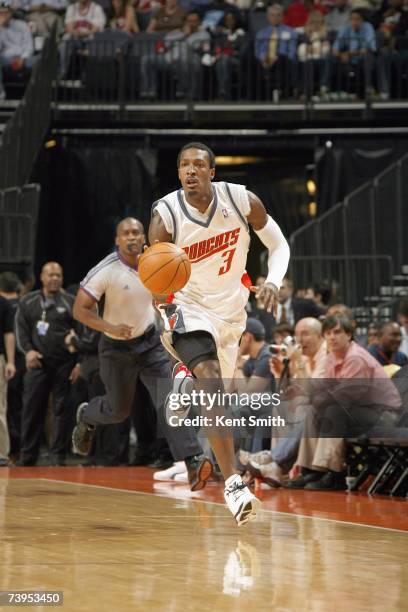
[138,242,191,295]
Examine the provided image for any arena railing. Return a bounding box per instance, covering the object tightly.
[0,184,40,272]
[0,28,58,190]
[289,153,408,304]
[54,34,408,107]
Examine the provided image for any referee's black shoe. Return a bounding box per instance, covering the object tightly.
[185,454,214,492]
[72,403,96,456]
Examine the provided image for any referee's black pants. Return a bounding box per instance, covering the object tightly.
[20,359,76,464]
[83,329,202,462]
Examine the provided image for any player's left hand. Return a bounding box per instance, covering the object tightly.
[250,282,279,315]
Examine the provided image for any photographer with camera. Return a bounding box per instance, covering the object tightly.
[242,317,327,486]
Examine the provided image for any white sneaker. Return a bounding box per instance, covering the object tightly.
[224,474,261,526]
[165,362,194,425]
[173,471,188,483]
[153,461,186,481]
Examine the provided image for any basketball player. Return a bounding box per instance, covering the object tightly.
[149,142,290,525]
[71,217,214,492]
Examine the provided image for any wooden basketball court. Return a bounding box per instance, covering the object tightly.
[0,467,407,611]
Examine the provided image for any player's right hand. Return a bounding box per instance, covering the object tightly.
[111,323,134,339]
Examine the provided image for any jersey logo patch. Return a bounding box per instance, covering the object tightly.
[221,208,229,218]
[123,284,130,290]
[183,227,241,263]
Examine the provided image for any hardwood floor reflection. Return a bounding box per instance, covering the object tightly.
[0,477,407,612]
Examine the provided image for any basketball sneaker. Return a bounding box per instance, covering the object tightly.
[224,474,261,526]
[72,403,96,456]
[185,454,214,492]
[165,361,194,425]
[153,461,187,481]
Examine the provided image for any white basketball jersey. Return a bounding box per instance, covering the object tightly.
[153,181,251,322]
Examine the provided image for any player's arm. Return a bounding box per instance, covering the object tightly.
[246,191,290,314]
[148,212,173,244]
[73,289,133,339]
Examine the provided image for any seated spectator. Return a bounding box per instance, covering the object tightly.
[305,282,330,311]
[241,317,328,486]
[366,321,381,346]
[59,0,106,76]
[368,321,408,366]
[133,0,163,31]
[272,322,295,345]
[372,0,403,33]
[201,0,241,32]
[0,0,37,99]
[398,298,408,356]
[324,9,376,98]
[377,2,408,98]
[140,11,210,99]
[108,0,139,32]
[325,0,351,33]
[213,10,248,99]
[23,0,67,38]
[146,0,186,33]
[247,275,276,343]
[64,0,106,37]
[297,10,331,97]
[287,315,401,491]
[255,4,298,99]
[232,318,275,393]
[284,0,327,30]
[275,276,324,325]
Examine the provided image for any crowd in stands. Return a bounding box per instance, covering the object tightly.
[0,265,407,496]
[1,0,408,100]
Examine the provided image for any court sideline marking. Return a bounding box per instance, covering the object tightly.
[37,477,408,535]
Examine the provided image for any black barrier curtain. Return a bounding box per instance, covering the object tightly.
[34,145,156,285]
[316,140,407,213]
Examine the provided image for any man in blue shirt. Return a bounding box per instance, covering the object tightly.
[324,9,376,97]
[368,321,408,367]
[255,4,297,100]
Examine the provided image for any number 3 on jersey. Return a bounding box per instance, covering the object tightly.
[218,248,236,276]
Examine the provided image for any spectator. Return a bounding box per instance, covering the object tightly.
[0,293,16,467]
[146,0,186,32]
[23,0,67,38]
[232,318,275,393]
[255,4,298,99]
[305,282,330,311]
[248,275,276,343]
[325,0,351,33]
[201,0,241,32]
[133,0,162,31]
[366,321,381,346]
[213,11,248,99]
[325,9,376,98]
[275,276,324,325]
[368,321,408,366]
[140,11,210,99]
[108,0,139,32]
[297,10,331,98]
[377,2,408,99]
[0,272,24,462]
[288,315,401,491]
[64,0,106,35]
[59,0,106,76]
[242,317,328,486]
[0,0,37,99]
[398,298,408,356]
[272,322,295,345]
[15,262,81,466]
[284,0,327,30]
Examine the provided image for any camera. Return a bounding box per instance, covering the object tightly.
[269,335,297,355]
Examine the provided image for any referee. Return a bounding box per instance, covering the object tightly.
[72,217,213,490]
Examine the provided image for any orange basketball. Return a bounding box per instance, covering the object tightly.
[138,242,191,295]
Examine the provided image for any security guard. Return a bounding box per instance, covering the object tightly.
[15,262,81,466]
